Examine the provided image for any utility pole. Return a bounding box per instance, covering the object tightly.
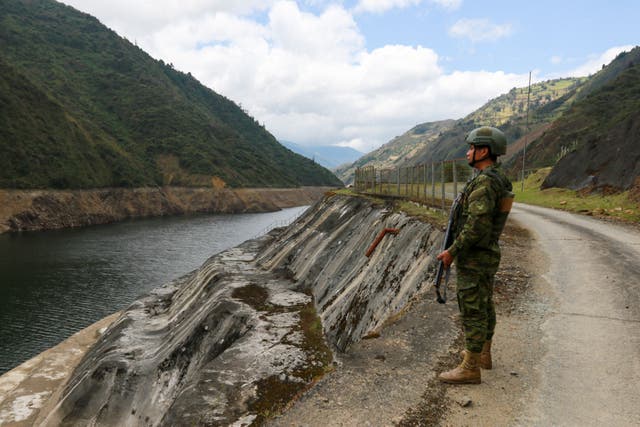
[521,71,532,192]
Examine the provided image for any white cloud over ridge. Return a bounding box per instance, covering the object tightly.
[565,45,635,77]
[143,2,526,151]
[153,2,524,151]
[449,18,513,43]
[60,0,612,152]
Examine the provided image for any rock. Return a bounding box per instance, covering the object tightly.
[458,396,473,407]
[39,237,333,426]
[362,331,381,339]
[35,194,440,426]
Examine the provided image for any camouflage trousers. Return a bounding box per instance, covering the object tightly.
[456,266,497,353]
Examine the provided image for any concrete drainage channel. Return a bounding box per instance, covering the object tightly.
[0,193,447,426]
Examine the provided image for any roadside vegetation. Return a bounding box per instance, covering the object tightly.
[513,168,640,223]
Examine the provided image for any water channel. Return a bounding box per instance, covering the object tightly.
[0,206,308,375]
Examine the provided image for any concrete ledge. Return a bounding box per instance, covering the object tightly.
[0,313,120,426]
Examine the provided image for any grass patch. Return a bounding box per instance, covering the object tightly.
[249,296,334,424]
[331,188,390,208]
[513,168,640,222]
[396,200,446,226]
[334,188,447,226]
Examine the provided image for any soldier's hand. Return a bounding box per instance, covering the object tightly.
[437,250,453,269]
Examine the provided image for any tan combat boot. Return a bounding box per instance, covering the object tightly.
[480,340,492,369]
[438,351,481,384]
[460,340,492,369]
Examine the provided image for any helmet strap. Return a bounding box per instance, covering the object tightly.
[469,145,490,167]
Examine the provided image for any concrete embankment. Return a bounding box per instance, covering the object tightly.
[0,193,445,426]
[0,186,334,234]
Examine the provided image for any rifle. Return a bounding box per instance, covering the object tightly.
[435,193,462,304]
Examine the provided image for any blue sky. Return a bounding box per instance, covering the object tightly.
[61,0,637,152]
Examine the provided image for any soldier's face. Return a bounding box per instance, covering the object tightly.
[467,145,489,166]
[466,146,474,164]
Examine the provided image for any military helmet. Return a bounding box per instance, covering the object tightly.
[465,126,507,156]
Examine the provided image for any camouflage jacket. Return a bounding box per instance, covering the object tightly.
[448,164,513,269]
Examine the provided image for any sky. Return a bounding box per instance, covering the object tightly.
[60,0,637,152]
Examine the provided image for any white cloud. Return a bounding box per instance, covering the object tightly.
[61,0,274,39]
[429,0,462,10]
[353,0,461,14]
[269,2,363,60]
[60,0,530,152]
[550,55,563,65]
[448,18,513,43]
[354,0,422,14]
[565,45,635,77]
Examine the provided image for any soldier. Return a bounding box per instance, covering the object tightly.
[436,126,514,384]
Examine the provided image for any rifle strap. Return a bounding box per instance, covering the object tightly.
[436,268,450,304]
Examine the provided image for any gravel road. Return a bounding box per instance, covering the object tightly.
[510,203,640,426]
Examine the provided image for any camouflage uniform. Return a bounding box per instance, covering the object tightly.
[448,164,513,353]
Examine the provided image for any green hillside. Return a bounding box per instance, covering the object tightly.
[408,77,586,164]
[515,53,640,191]
[0,0,342,189]
[335,76,584,183]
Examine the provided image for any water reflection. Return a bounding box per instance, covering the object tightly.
[0,206,308,374]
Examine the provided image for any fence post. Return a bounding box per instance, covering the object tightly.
[453,161,458,196]
[423,164,427,201]
[402,168,406,196]
[370,166,373,193]
[366,166,370,192]
[410,167,414,198]
[371,166,376,193]
[441,161,445,211]
[431,162,436,204]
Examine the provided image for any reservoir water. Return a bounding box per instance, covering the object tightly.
[0,206,308,375]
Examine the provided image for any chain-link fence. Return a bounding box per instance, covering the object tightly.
[354,159,474,210]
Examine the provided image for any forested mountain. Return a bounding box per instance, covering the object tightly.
[0,0,342,189]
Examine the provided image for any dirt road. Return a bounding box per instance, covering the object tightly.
[512,203,640,426]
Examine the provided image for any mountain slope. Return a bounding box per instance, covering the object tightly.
[335,120,455,184]
[531,60,640,191]
[502,47,640,191]
[0,0,342,189]
[408,77,587,164]
[340,45,640,191]
[336,77,585,184]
